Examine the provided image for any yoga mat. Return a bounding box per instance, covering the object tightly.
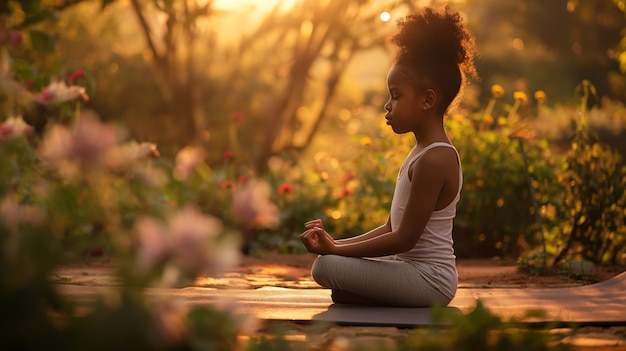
[57,271,626,327]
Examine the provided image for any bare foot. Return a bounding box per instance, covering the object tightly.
[331,289,385,306]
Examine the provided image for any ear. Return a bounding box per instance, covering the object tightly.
[422,89,437,110]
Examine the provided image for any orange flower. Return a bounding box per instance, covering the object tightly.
[491,84,505,98]
[278,183,294,194]
[534,90,547,104]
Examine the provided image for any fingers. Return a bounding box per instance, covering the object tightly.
[299,228,320,253]
[304,219,323,230]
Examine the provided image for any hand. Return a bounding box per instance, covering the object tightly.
[300,220,335,255]
[304,219,324,231]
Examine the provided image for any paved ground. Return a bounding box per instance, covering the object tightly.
[52,253,626,350]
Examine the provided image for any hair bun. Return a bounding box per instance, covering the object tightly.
[390,6,477,79]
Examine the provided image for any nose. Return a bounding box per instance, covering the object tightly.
[384,99,391,112]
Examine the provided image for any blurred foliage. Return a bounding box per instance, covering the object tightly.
[465,0,626,104]
[402,301,570,351]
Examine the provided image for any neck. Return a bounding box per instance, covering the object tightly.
[412,116,449,148]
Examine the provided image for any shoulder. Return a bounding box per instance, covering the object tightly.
[408,146,458,180]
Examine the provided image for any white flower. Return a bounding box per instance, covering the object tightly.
[33,80,88,105]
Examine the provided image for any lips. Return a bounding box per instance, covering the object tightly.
[385,115,392,124]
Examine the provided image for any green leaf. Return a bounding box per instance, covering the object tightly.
[18,10,57,28]
[12,59,37,81]
[29,30,56,53]
[18,0,41,13]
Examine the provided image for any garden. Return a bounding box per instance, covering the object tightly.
[1,0,626,350]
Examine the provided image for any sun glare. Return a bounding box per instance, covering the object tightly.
[379,11,391,22]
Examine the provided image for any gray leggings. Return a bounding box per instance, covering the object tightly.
[311,254,451,307]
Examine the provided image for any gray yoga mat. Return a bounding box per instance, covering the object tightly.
[57,271,626,327]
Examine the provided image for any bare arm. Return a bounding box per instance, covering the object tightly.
[301,148,455,257]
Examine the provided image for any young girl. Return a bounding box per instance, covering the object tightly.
[299,6,478,307]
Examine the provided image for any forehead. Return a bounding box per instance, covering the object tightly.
[386,64,416,87]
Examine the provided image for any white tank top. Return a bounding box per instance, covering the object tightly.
[390,142,462,299]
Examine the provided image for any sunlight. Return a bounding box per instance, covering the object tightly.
[214,0,299,13]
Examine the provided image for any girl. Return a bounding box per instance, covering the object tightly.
[299,6,478,307]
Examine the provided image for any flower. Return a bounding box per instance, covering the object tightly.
[483,114,494,126]
[237,176,246,186]
[134,206,237,276]
[173,146,205,181]
[339,187,352,198]
[133,217,170,272]
[33,80,89,105]
[278,183,294,194]
[0,116,33,141]
[169,206,225,272]
[23,80,34,89]
[105,141,159,169]
[491,84,505,98]
[38,111,120,174]
[231,111,244,123]
[340,172,355,183]
[223,150,233,159]
[534,90,547,104]
[221,180,235,190]
[232,179,280,229]
[68,69,87,85]
[513,91,528,103]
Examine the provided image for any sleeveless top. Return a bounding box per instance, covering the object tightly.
[390,142,462,300]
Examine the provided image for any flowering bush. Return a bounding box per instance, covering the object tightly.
[0,23,276,348]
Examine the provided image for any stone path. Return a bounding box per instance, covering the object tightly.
[51,255,626,350]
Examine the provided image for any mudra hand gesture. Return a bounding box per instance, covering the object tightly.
[300,219,335,255]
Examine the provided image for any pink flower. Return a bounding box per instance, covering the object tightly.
[105,141,159,169]
[23,80,34,89]
[38,111,120,174]
[68,69,87,85]
[33,80,89,105]
[231,111,244,123]
[278,183,293,194]
[0,116,32,141]
[232,179,280,229]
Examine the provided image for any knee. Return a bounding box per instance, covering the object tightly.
[311,255,335,286]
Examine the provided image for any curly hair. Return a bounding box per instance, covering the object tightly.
[389,6,478,114]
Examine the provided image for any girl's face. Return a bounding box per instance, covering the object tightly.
[383,64,425,134]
